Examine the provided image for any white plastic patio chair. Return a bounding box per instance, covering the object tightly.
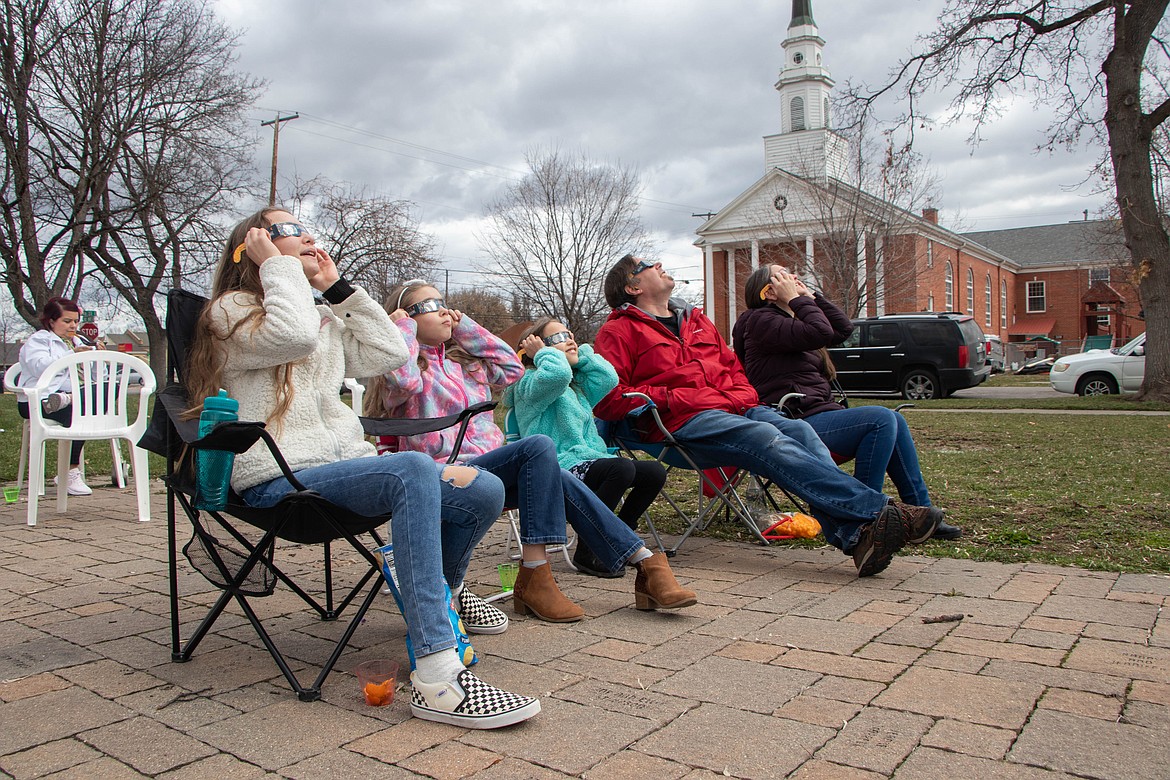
[22,351,157,526]
[343,377,365,413]
[5,362,132,497]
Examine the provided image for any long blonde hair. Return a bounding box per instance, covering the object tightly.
[363,281,492,417]
[183,207,300,426]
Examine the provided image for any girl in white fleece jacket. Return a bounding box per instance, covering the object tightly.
[183,208,539,730]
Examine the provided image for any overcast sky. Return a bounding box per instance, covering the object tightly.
[211,0,1111,291]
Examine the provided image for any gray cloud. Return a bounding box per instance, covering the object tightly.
[213,0,1109,279]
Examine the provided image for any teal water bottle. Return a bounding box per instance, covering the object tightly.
[195,389,238,510]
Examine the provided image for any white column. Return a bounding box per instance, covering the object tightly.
[704,243,715,312]
[750,239,760,271]
[874,234,886,316]
[804,235,816,286]
[727,248,737,325]
[856,234,867,315]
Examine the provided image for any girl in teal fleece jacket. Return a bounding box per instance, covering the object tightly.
[504,318,667,577]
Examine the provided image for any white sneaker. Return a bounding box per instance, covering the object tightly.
[42,392,71,414]
[66,468,92,496]
[410,669,539,729]
[457,588,509,635]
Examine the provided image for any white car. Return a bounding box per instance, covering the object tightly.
[1050,332,1146,396]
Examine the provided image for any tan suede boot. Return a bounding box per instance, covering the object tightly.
[634,552,698,611]
[512,562,585,622]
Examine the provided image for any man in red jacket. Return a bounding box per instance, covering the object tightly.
[594,255,941,577]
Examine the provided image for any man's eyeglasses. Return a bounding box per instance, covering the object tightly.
[630,259,656,277]
[542,330,574,346]
[267,222,309,240]
[406,298,447,317]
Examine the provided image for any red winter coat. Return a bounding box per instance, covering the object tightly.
[593,301,759,440]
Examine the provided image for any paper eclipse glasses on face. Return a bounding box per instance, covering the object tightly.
[542,330,574,346]
[232,222,311,263]
[406,298,447,317]
[630,259,656,277]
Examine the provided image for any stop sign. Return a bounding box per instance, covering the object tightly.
[79,322,99,342]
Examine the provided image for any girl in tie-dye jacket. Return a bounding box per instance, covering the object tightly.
[363,281,697,620]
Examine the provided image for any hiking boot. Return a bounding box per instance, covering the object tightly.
[456,588,509,635]
[851,504,907,577]
[410,669,540,729]
[572,545,624,578]
[894,501,944,544]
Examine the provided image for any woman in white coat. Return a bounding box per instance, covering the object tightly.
[17,297,94,496]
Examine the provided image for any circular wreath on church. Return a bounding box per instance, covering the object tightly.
[773,194,789,211]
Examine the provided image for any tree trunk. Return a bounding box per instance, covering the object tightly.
[1103,14,1170,402]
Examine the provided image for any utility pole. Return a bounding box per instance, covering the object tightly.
[261,113,299,206]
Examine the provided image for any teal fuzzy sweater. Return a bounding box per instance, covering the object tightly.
[501,344,617,470]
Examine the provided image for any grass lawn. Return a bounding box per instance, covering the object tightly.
[0,392,165,487]
[642,405,1170,574]
[4,391,1167,574]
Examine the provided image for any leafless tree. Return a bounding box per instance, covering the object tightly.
[287,177,437,305]
[0,0,260,379]
[446,288,515,333]
[842,1,1170,400]
[478,148,652,341]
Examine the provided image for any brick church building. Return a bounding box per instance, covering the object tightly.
[698,0,1143,353]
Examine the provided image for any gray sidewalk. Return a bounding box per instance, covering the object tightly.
[2,485,1169,779]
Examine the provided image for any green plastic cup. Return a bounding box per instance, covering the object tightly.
[498,562,519,592]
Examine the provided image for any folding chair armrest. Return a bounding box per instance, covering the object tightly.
[773,391,805,418]
[619,391,676,445]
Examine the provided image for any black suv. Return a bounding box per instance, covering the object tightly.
[827,313,990,399]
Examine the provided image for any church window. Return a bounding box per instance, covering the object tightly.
[985,274,992,327]
[790,97,806,131]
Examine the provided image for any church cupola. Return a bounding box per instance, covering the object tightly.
[765,0,849,179]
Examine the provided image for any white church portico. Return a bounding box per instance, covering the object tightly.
[697,0,1002,340]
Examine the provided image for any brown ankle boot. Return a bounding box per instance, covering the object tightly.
[513,562,585,622]
[634,552,697,611]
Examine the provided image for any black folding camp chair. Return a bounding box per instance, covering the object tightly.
[598,392,804,556]
[140,288,491,701]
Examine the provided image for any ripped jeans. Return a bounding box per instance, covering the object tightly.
[671,407,890,552]
[240,451,505,658]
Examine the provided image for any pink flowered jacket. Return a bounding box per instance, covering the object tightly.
[375,315,523,462]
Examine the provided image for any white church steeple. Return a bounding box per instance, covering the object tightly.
[764,0,849,180]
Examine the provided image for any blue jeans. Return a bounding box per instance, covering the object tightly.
[469,436,644,574]
[671,407,890,551]
[241,451,505,658]
[804,406,930,507]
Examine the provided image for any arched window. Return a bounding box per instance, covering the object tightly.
[985,274,993,327]
[1000,281,1008,327]
[824,97,831,129]
[790,97,806,131]
[966,268,974,314]
[944,262,953,310]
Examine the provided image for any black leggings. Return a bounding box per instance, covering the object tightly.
[18,400,84,466]
[581,457,667,529]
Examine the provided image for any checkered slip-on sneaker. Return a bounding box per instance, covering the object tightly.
[457,588,509,635]
[410,669,540,729]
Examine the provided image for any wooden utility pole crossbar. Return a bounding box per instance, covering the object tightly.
[261,113,299,206]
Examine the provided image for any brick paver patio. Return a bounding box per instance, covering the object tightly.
[2,484,1168,779]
